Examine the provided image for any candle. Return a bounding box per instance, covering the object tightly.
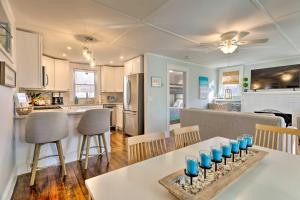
[238,137,247,149]
[230,140,239,153]
[244,135,253,146]
[211,146,222,161]
[186,156,198,175]
[200,152,211,168]
[221,143,231,157]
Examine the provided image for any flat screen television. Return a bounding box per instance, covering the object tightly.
[251,64,300,90]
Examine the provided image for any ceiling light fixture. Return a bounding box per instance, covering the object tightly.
[110,61,113,64]
[120,56,124,60]
[82,47,96,67]
[67,46,72,50]
[219,40,238,54]
[62,53,67,57]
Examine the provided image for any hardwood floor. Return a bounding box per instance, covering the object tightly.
[12,131,175,200]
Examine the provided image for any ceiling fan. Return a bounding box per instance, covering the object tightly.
[198,31,269,54]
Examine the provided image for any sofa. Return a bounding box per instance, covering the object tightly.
[180,108,285,141]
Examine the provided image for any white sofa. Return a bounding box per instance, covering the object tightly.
[180,108,285,141]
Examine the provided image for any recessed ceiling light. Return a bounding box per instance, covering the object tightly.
[67,46,72,50]
[62,53,67,57]
[110,61,113,64]
[120,56,124,60]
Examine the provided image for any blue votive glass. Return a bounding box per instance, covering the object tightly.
[230,140,239,153]
[211,146,222,162]
[185,155,198,175]
[244,134,253,147]
[221,142,231,157]
[199,150,211,168]
[238,136,247,149]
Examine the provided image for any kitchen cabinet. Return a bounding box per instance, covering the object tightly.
[42,56,55,90]
[54,59,70,91]
[101,66,124,92]
[16,30,43,88]
[124,56,143,76]
[42,56,70,91]
[116,104,123,130]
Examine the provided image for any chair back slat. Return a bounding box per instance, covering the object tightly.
[171,126,201,149]
[127,133,167,164]
[255,124,300,155]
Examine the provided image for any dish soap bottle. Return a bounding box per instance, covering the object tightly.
[74,96,79,105]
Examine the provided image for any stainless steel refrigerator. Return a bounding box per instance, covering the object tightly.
[123,73,144,136]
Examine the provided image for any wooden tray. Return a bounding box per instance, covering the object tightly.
[159,149,268,200]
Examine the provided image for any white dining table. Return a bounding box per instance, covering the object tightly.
[85,137,300,200]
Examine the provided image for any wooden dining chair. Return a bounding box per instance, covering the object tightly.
[171,125,201,149]
[127,133,167,164]
[254,124,300,155]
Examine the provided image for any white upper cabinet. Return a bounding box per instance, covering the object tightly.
[101,66,124,92]
[16,30,43,88]
[42,56,55,90]
[124,56,143,76]
[54,59,70,91]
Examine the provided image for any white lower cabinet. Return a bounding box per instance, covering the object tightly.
[116,105,123,130]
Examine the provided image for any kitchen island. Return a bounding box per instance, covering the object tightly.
[14,105,111,175]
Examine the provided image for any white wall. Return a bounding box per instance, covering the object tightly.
[0,0,16,199]
[144,53,217,134]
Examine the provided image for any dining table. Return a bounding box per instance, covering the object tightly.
[85,136,300,200]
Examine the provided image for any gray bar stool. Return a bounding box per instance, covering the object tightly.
[78,109,110,169]
[25,112,69,186]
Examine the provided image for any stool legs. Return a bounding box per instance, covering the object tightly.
[56,141,67,176]
[97,134,103,155]
[79,135,87,161]
[101,134,110,164]
[85,136,91,170]
[30,144,41,186]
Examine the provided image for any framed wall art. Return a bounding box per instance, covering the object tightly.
[0,61,16,88]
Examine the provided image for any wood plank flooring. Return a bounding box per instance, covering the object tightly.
[12,131,175,200]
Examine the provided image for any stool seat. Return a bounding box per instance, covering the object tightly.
[26,112,68,144]
[25,112,69,186]
[77,109,110,169]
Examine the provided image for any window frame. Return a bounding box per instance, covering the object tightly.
[73,69,97,99]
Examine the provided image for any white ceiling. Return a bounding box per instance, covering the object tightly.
[10,0,300,68]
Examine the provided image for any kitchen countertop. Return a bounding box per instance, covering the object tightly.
[14,104,115,119]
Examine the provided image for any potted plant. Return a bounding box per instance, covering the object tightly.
[243,77,249,92]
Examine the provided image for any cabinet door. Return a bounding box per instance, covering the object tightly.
[101,66,115,92]
[124,60,132,76]
[54,59,70,91]
[114,67,124,92]
[116,105,123,129]
[42,56,55,90]
[16,30,42,88]
[132,56,144,74]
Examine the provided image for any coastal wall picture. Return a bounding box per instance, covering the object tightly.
[199,76,209,99]
[0,61,16,88]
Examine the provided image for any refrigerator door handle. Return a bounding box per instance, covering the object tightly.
[127,79,131,105]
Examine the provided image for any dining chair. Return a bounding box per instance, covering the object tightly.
[171,125,201,149]
[254,124,300,154]
[127,133,167,164]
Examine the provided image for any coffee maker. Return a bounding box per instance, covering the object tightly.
[52,92,64,105]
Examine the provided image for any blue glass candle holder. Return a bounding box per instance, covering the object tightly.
[238,136,247,157]
[221,141,231,165]
[185,155,198,185]
[243,134,253,154]
[199,150,212,179]
[230,140,239,162]
[211,145,222,171]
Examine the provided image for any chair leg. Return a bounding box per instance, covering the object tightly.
[30,144,41,186]
[97,134,103,156]
[101,133,110,163]
[79,135,87,161]
[85,136,91,170]
[56,141,67,176]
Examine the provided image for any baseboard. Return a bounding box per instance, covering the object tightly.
[1,166,17,200]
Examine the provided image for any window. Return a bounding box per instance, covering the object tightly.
[74,70,96,98]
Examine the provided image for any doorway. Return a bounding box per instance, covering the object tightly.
[168,70,186,130]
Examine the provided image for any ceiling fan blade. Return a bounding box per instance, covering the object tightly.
[197,42,219,48]
[220,31,238,41]
[238,38,269,45]
[235,31,250,40]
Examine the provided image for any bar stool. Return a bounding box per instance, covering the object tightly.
[78,109,110,169]
[25,112,69,186]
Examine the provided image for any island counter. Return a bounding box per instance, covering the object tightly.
[14,105,111,175]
